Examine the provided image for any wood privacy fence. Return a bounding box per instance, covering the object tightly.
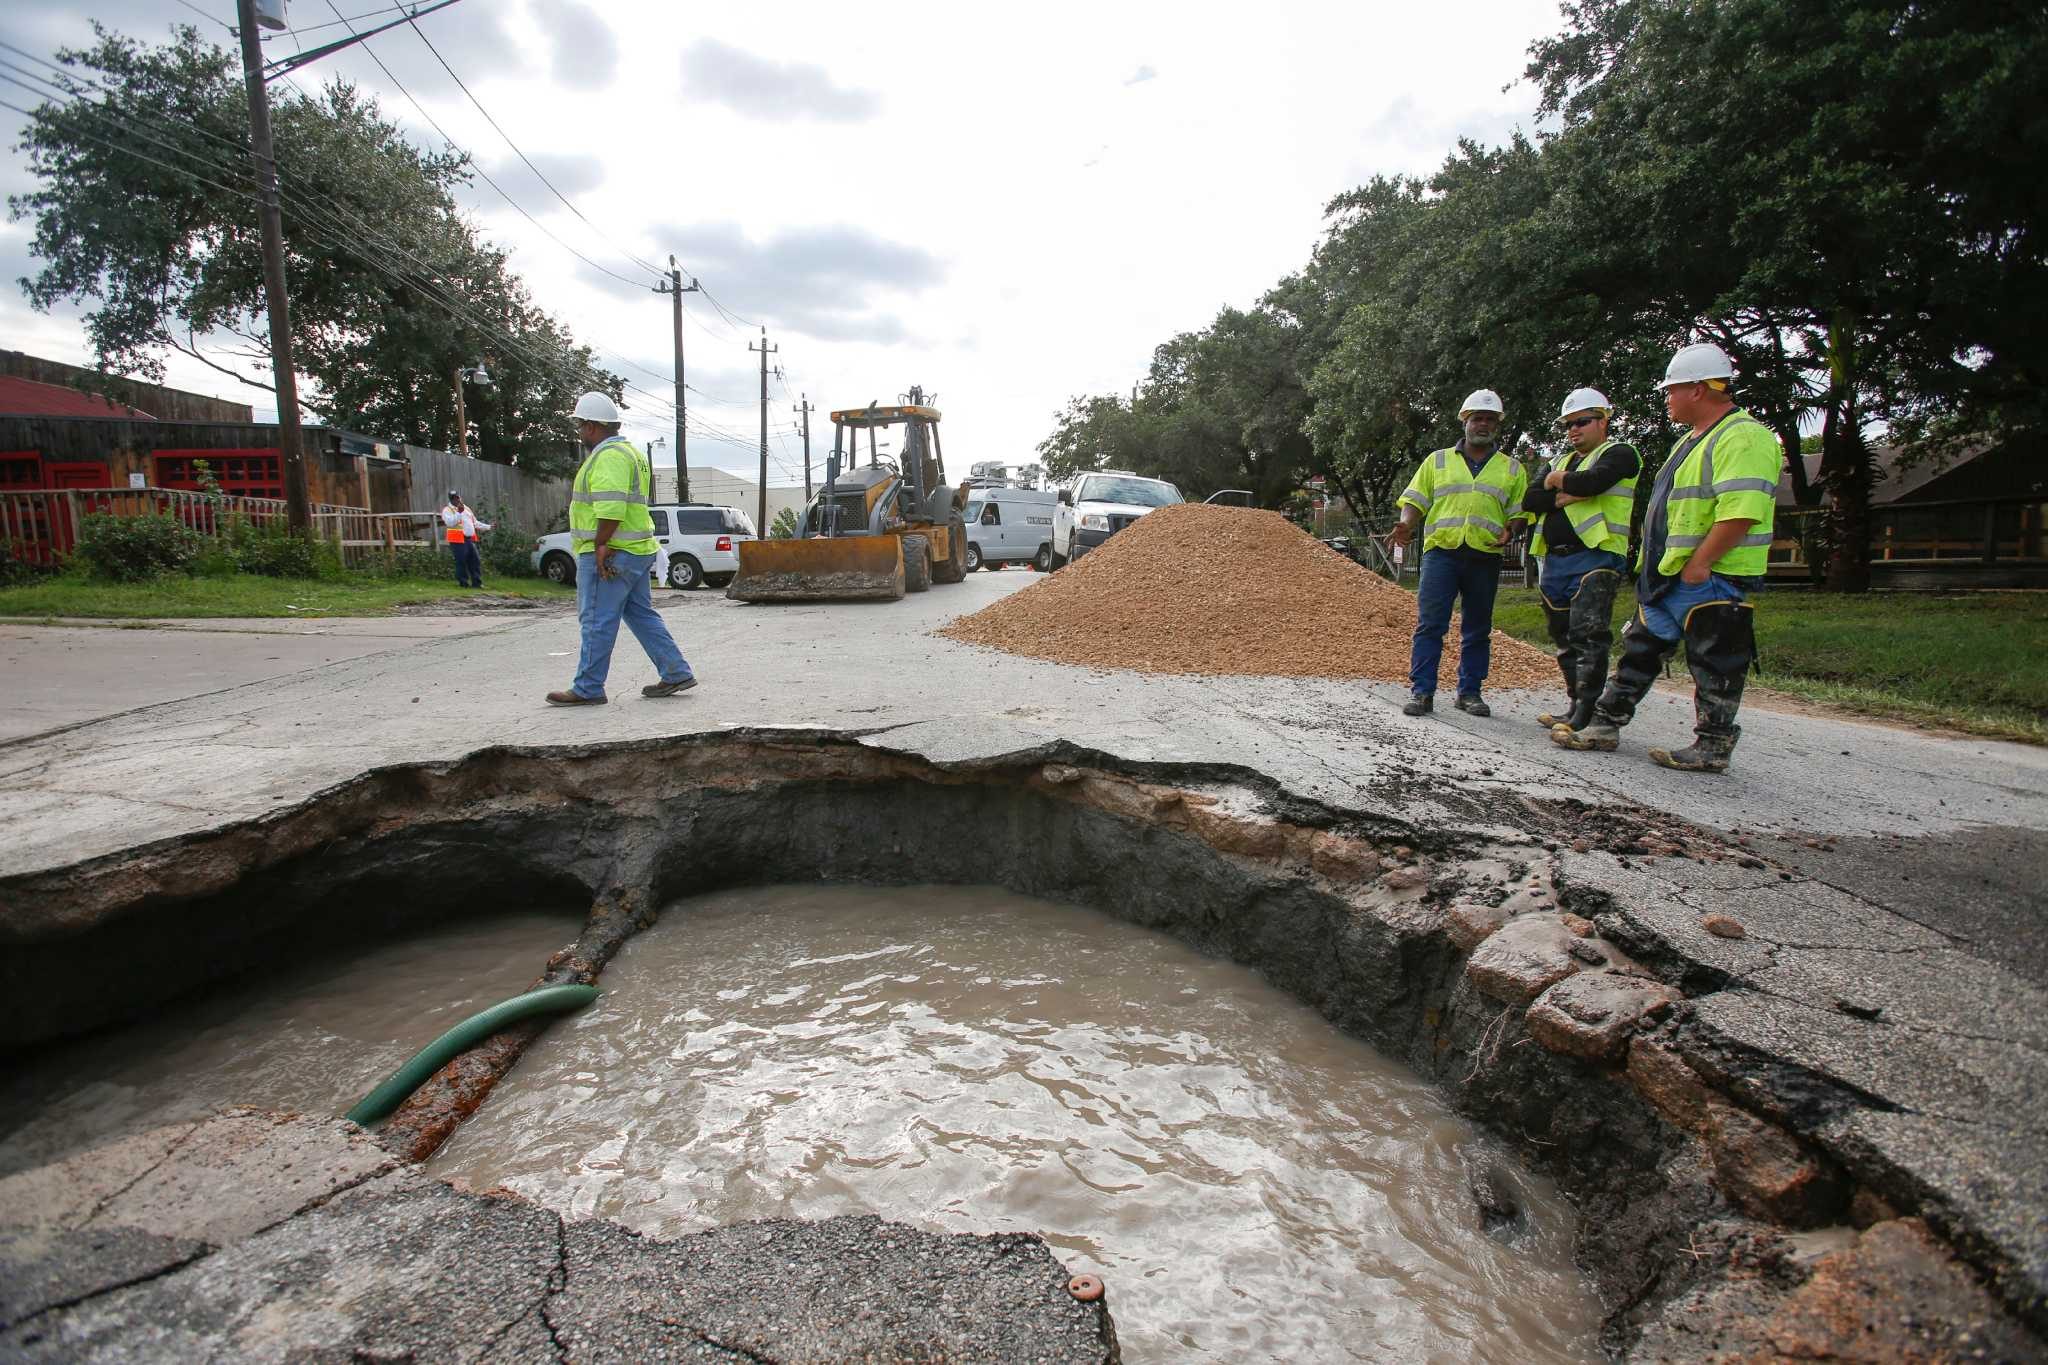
[402,445,571,531]
[0,488,449,569]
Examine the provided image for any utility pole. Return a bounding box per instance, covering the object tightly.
[656,257,699,503]
[748,328,778,534]
[795,393,814,501]
[451,369,469,458]
[235,0,312,534]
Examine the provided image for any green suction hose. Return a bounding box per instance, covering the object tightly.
[344,983,600,1126]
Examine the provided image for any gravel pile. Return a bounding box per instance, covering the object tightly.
[939,503,1557,688]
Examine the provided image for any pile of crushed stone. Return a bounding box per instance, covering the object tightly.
[938,503,1558,688]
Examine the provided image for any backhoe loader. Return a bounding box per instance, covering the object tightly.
[727,390,969,602]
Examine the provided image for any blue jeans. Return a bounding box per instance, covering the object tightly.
[1538,547,1627,610]
[450,540,482,587]
[1637,573,1748,642]
[1410,547,1502,696]
[572,551,692,699]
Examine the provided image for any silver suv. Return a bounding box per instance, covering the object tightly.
[531,503,757,589]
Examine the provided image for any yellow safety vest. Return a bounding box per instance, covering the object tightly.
[1530,439,1637,558]
[1398,446,1529,554]
[569,437,658,556]
[1646,410,1781,578]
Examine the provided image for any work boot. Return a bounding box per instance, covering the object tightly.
[1454,693,1491,717]
[1649,737,1735,773]
[1552,721,1619,751]
[545,690,606,706]
[642,677,699,698]
[1535,700,1576,728]
[1402,693,1434,717]
[1543,696,1599,733]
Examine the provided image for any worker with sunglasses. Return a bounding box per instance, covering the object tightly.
[1520,388,1640,733]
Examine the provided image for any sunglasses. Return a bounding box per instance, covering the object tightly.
[1564,415,1602,430]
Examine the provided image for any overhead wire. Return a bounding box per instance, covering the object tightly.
[9,37,788,445]
[398,13,665,281]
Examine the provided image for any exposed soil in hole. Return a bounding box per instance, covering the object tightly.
[939,504,1556,687]
[431,884,1602,1363]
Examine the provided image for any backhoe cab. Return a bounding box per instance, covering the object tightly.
[727,394,969,602]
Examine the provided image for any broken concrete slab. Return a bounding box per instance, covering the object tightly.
[1526,970,1682,1061]
[0,1117,1117,1364]
[1466,914,1638,1006]
[0,1109,394,1248]
[0,1224,207,1330]
[554,1214,1115,1364]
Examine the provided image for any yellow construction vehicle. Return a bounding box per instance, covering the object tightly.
[727,390,969,602]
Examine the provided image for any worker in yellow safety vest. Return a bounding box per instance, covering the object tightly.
[1520,388,1640,733]
[1391,388,1530,718]
[1554,343,1783,772]
[545,392,699,707]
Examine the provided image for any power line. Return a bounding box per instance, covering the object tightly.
[316,0,651,291]
[172,0,236,34]
[400,14,665,281]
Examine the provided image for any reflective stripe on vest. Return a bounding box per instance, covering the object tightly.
[1656,413,1778,571]
[1531,439,1637,558]
[1414,447,1518,553]
[569,438,659,554]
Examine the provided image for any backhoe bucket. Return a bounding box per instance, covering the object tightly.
[727,536,906,602]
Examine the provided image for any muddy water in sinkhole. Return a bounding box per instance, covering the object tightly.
[0,911,573,1178]
[433,886,1603,1363]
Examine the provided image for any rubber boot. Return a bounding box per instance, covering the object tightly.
[1554,615,1677,752]
[1536,597,1577,727]
[1564,569,1622,729]
[1648,601,1755,774]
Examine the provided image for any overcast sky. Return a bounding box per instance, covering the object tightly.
[1,1,1550,487]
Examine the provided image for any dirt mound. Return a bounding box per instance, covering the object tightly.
[939,504,1557,688]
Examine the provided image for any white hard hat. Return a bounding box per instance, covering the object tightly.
[572,391,621,423]
[1559,387,1611,420]
[1458,389,1504,418]
[1658,342,1735,389]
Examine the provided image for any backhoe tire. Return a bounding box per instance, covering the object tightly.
[902,534,932,593]
[932,516,968,584]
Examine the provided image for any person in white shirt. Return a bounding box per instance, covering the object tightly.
[440,490,492,588]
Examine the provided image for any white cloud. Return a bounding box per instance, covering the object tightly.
[678,39,879,123]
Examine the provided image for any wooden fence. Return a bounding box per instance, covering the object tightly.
[0,488,450,569]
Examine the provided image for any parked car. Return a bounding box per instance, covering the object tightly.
[1050,471,1184,566]
[962,486,1059,572]
[531,503,757,589]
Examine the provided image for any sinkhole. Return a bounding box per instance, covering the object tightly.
[2,731,1886,1361]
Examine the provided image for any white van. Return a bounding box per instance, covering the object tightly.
[962,487,1059,572]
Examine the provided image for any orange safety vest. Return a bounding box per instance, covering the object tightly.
[444,506,467,543]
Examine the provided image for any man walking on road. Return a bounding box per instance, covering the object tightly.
[1554,343,1782,772]
[1522,388,1640,733]
[441,490,490,589]
[1392,389,1529,718]
[545,392,697,707]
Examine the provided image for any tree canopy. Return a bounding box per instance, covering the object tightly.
[10,25,620,478]
[1037,0,2048,589]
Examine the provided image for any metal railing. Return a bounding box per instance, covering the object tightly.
[0,488,449,569]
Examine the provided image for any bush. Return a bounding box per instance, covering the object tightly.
[0,538,52,587]
[368,542,450,579]
[230,519,321,578]
[74,512,201,581]
[478,505,537,579]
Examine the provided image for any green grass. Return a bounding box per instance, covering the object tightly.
[0,570,572,620]
[1489,587,2048,745]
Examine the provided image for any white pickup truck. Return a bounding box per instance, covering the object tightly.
[1050,471,1184,566]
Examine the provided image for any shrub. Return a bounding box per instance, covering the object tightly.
[370,542,449,579]
[74,512,201,581]
[478,505,537,579]
[231,520,320,578]
[0,538,52,587]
